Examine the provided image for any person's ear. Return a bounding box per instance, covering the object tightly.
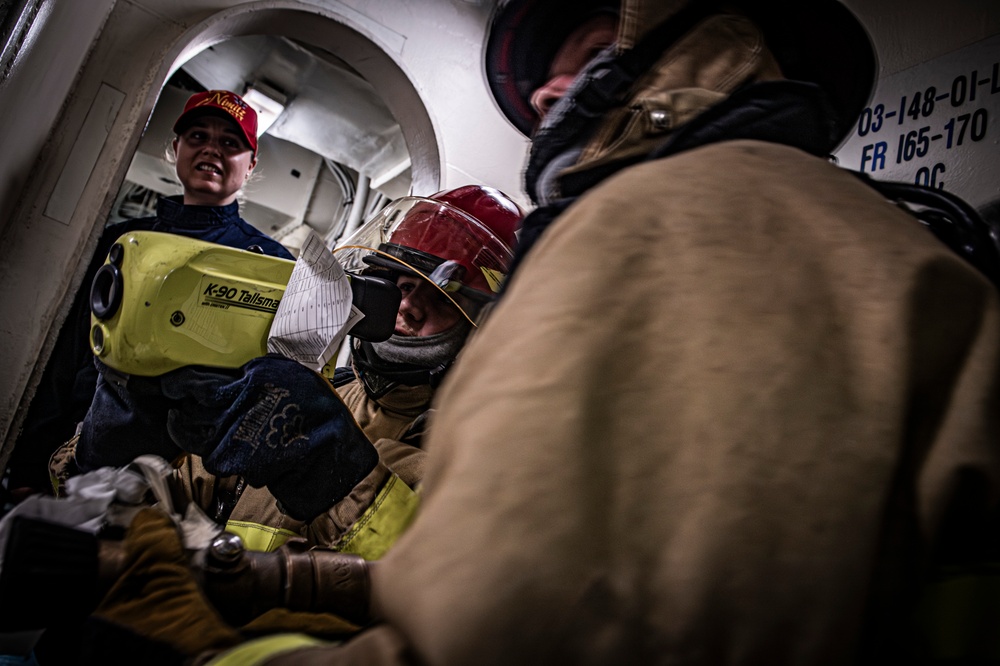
[171,136,179,156]
[246,155,257,181]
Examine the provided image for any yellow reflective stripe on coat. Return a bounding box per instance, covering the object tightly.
[336,473,420,560]
[224,521,299,553]
[206,633,329,666]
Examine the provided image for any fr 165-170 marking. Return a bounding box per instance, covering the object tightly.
[858,108,989,173]
[851,56,997,190]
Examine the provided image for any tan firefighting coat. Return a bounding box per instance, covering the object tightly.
[245,146,1000,666]
[205,6,1000,665]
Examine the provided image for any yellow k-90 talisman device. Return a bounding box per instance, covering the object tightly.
[89,231,400,377]
[89,230,295,376]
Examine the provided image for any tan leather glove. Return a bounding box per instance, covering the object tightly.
[90,508,243,657]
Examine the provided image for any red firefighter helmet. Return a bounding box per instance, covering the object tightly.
[335,185,524,324]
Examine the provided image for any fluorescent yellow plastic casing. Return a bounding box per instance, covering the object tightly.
[90,231,294,376]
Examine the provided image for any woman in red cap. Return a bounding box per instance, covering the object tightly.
[6,90,292,500]
[123,88,290,255]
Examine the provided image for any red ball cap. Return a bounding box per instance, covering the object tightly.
[172,90,258,154]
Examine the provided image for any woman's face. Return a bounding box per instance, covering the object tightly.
[394,275,463,337]
[172,115,257,206]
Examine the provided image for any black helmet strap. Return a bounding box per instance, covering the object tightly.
[351,340,453,399]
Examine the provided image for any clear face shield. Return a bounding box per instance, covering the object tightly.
[333,196,516,327]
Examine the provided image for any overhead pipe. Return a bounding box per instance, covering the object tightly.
[323,159,356,246]
[338,173,370,245]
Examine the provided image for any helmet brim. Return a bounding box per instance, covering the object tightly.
[741,1,877,150]
[485,0,619,136]
[334,196,515,326]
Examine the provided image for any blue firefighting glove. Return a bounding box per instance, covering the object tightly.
[161,354,378,522]
[76,361,180,471]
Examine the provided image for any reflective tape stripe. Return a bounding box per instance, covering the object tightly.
[336,473,420,560]
[206,633,330,666]
[225,520,299,553]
